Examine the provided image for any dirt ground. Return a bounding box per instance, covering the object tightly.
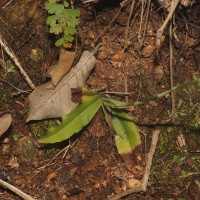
[0,0,200,199]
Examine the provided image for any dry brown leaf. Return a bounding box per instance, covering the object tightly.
[0,114,12,137]
[47,49,75,86]
[26,51,96,122]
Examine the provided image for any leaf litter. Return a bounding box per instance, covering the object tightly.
[27,50,96,121]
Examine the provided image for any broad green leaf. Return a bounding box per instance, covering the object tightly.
[50,24,63,34]
[102,97,128,108]
[111,109,141,155]
[45,3,64,15]
[55,38,64,47]
[38,95,102,143]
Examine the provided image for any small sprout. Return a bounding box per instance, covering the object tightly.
[13,134,22,141]
[45,0,80,47]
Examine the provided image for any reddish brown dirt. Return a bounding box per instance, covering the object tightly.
[0,0,199,199]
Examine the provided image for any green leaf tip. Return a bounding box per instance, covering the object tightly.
[38,95,102,143]
[111,109,141,155]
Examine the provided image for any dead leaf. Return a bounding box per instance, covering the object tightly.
[26,51,96,121]
[47,49,76,86]
[0,114,12,137]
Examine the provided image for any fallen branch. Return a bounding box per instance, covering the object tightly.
[0,178,35,200]
[156,0,181,49]
[108,129,160,200]
[0,32,36,90]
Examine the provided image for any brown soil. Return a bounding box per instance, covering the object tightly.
[0,0,199,200]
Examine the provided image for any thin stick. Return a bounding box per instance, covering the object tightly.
[140,129,160,191]
[120,0,136,103]
[0,32,36,90]
[30,139,79,181]
[156,0,181,49]
[102,79,199,107]
[169,20,175,122]
[108,129,160,200]
[2,0,15,8]
[0,77,31,94]
[0,179,35,200]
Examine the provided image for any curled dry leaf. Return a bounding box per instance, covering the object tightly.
[0,114,12,137]
[26,51,96,121]
[47,49,76,86]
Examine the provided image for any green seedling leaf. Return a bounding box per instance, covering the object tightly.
[38,95,102,143]
[102,97,128,108]
[63,1,69,8]
[63,34,74,42]
[50,24,63,34]
[45,3,64,15]
[67,17,79,27]
[111,109,141,155]
[46,15,58,26]
[64,27,76,35]
[55,38,65,47]
[63,9,81,18]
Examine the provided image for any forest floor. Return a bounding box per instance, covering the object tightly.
[0,0,200,199]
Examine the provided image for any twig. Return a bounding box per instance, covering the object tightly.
[0,179,35,200]
[108,129,160,200]
[156,0,181,49]
[140,129,159,191]
[102,79,199,107]
[169,20,175,122]
[30,139,79,181]
[0,77,31,94]
[119,0,136,103]
[0,32,36,90]
[2,0,15,8]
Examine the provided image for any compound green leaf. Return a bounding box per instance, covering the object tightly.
[50,24,63,34]
[111,109,141,155]
[63,1,69,8]
[55,38,64,47]
[63,9,81,18]
[45,3,64,15]
[66,18,79,27]
[64,34,74,42]
[64,27,76,35]
[67,9,81,18]
[46,15,58,26]
[38,95,102,143]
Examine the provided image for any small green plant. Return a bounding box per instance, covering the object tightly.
[45,0,80,47]
[39,79,200,157]
[13,133,23,141]
[0,60,16,74]
[39,88,142,156]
